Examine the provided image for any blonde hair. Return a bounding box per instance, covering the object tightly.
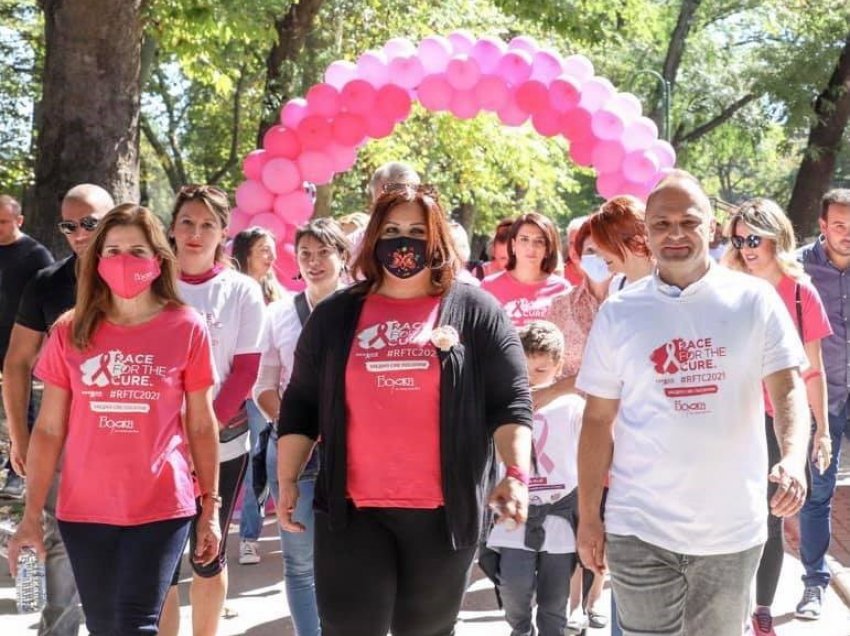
[723,198,803,279]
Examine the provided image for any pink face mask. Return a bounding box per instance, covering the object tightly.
[97,253,162,299]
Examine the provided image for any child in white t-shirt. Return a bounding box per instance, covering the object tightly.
[487,320,584,636]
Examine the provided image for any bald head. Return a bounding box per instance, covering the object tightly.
[63,184,114,214]
[647,170,712,220]
[368,162,420,203]
[60,184,114,255]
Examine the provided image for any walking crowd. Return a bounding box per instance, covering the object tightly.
[1,163,848,636]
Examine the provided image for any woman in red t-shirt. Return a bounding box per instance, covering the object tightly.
[277,185,534,636]
[9,205,220,635]
[725,198,832,635]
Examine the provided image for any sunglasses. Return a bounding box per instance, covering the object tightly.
[730,234,763,249]
[58,216,99,235]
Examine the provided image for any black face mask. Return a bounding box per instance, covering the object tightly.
[375,236,428,279]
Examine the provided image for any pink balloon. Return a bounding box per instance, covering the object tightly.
[235,180,274,215]
[376,84,412,121]
[497,50,533,86]
[622,149,660,183]
[242,149,268,181]
[280,98,308,129]
[561,106,594,143]
[619,178,653,201]
[417,74,453,111]
[364,111,395,139]
[261,158,302,194]
[306,83,341,118]
[332,112,367,146]
[324,60,357,90]
[622,117,659,151]
[356,50,389,87]
[592,139,626,174]
[532,108,562,137]
[274,246,302,291]
[569,139,595,167]
[580,77,616,112]
[515,80,549,114]
[340,79,378,114]
[609,93,643,121]
[273,190,314,226]
[549,75,582,112]
[562,54,594,82]
[388,56,425,90]
[449,90,480,120]
[508,35,539,55]
[475,75,510,111]
[650,139,676,169]
[263,125,301,159]
[417,36,453,74]
[383,37,417,61]
[596,172,626,200]
[228,208,251,237]
[251,211,289,240]
[531,49,564,84]
[296,115,333,151]
[446,55,481,91]
[326,142,358,172]
[470,36,507,74]
[297,151,334,184]
[591,106,626,141]
[448,30,475,55]
[497,92,530,126]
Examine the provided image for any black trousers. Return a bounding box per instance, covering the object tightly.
[314,506,476,636]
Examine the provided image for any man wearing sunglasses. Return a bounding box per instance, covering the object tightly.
[2,183,113,636]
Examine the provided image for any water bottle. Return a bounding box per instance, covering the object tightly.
[16,548,46,614]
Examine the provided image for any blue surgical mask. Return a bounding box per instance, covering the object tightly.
[581,254,610,283]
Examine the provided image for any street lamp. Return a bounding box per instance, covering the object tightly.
[629,69,671,142]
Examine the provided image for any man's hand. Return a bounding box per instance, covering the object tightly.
[10,436,29,476]
[769,458,807,517]
[487,476,529,526]
[577,515,607,576]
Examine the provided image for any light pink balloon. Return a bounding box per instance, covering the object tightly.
[497,92,530,126]
[449,89,480,120]
[446,55,481,91]
[306,83,341,118]
[263,125,301,159]
[364,111,395,139]
[340,79,378,114]
[448,30,476,55]
[326,142,358,172]
[549,75,582,112]
[297,151,334,184]
[324,60,358,90]
[417,74,453,111]
[569,139,595,167]
[251,211,289,241]
[417,36,453,74]
[610,93,643,121]
[591,106,626,141]
[580,77,616,112]
[296,115,334,151]
[377,84,412,121]
[532,108,562,137]
[508,35,539,55]
[592,139,626,174]
[332,112,367,146]
[242,149,269,181]
[596,172,626,200]
[622,149,660,183]
[531,49,564,84]
[273,190,314,226]
[497,50,533,86]
[356,50,389,87]
[619,178,653,201]
[650,139,676,169]
[470,36,507,74]
[475,75,510,111]
[561,106,594,143]
[622,117,659,151]
[515,80,549,114]
[261,158,302,194]
[562,54,594,82]
[235,180,274,215]
[280,98,309,129]
[383,37,417,61]
[228,208,251,237]
[388,56,425,90]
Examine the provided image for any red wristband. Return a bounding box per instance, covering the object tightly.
[506,465,529,485]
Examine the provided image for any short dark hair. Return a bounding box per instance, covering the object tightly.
[821,189,850,220]
[518,320,564,362]
[294,217,351,262]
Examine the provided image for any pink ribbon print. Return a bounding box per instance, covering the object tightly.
[533,412,555,474]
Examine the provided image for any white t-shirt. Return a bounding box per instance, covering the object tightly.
[178,268,267,461]
[256,294,303,399]
[576,264,806,555]
[487,394,584,554]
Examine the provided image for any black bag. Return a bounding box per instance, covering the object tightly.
[219,401,250,443]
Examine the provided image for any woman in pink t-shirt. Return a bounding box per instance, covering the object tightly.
[9,205,220,635]
[725,198,833,635]
[481,212,571,327]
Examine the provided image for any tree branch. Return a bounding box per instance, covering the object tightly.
[140,113,181,192]
[208,66,247,185]
[673,93,757,146]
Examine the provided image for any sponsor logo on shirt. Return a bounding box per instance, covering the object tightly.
[649,337,728,415]
[98,415,138,433]
[504,298,548,323]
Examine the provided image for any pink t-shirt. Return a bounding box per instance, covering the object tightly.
[35,305,215,525]
[764,275,832,416]
[345,294,443,508]
[481,271,571,327]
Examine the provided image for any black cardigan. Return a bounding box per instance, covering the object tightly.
[278,282,533,549]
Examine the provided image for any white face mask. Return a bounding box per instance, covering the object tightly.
[581,254,610,283]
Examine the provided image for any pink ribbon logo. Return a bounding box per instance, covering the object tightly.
[533,412,555,474]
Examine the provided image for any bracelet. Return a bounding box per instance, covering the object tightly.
[505,465,529,485]
[802,368,823,382]
[200,492,222,506]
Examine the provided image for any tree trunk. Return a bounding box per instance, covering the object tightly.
[454,202,476,233]
[787,33,850,237]
[30,0,144,256]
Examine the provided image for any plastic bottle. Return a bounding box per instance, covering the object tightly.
[16,548,46,614]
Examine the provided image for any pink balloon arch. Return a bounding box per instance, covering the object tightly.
[232,32,676,290]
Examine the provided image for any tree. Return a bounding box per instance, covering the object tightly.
[30,0,145,254]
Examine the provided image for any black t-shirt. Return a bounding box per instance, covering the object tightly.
[0,235,54,360]
[16,254,77,336]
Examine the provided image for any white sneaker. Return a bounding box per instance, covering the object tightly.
[566,608,588,634]
[238,540,260,565]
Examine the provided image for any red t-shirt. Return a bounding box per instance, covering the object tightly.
[345,293,443,508]
[35,305,215,525]
[764,275,832,416]
[481,270,571,327]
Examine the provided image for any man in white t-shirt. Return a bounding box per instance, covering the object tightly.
[575,171,811,636]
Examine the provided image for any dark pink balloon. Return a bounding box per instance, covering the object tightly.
[242,149,269,181]
[561,107,593,143]
[306,83,341,118]
[364,111,395,139]
[532,108,562,137]
[297,151,334,184]
[251,211,289,241]
[591,139,626,174]
[475,75,510,111]
[261,158,302,194]
[340,79,378,114]
[515,80,549,114]
[263,126,301,159]
[296,115,334,151]
[376,84,412,121]
[332,112,367,146]
[273,190,314,226]
[228,207,251,237]
[449,89,480,120]
[596,172,626,200]
[417,74,453,111]
[497,92,530,126]
[549,75,582,112]
[235,180,274,215]
[569,139,595,167]
[326,142,358,172]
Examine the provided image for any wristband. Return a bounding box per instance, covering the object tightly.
[802,368,823,382]
[505,465,529,485]
[200,492,222,507]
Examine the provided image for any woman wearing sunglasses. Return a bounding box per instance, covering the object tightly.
[724,198,832,636]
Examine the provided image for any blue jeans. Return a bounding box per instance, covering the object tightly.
[799,402,848,587]
[239,400,267,541]
[267,434,320,636]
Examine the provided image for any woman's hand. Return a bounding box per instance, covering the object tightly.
[192,504,221,566]
[8,513,45,578]
[487,476,529,526]
[277,479,305,533]
[812,430,832,474]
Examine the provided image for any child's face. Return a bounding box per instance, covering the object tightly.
[525,352,561,389]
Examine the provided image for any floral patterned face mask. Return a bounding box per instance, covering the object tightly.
[375,236,427,279]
